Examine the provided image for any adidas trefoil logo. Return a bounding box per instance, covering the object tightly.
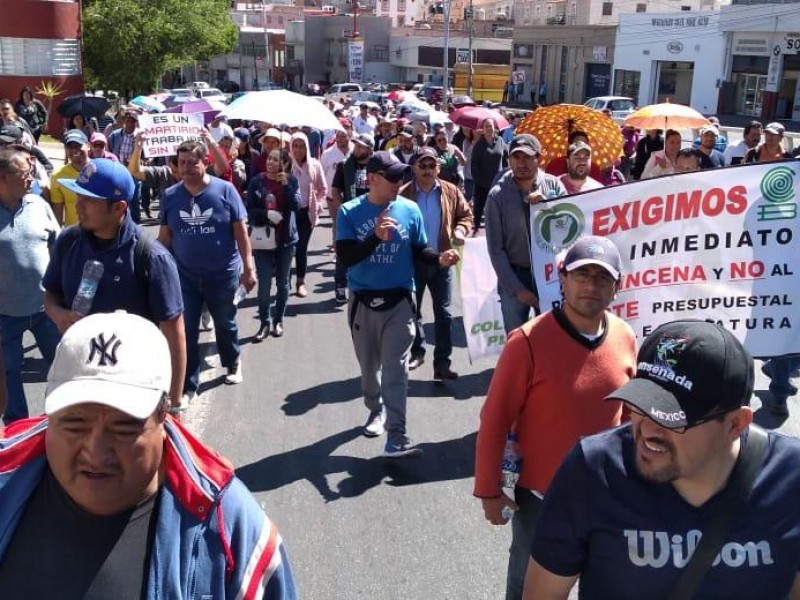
[179,204,213,226]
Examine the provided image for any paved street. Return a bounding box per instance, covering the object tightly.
[18,205,800,598]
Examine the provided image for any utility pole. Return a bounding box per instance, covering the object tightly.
[467,0,474,97]
[442,0,450,108]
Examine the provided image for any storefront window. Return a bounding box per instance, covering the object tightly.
[614,69,640,99]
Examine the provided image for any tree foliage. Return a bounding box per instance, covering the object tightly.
[83,0,238,96]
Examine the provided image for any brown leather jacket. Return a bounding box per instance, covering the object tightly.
[398,179,473,252]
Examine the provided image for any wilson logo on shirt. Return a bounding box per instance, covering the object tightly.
[180,204,214,226]
[624,529,774,569]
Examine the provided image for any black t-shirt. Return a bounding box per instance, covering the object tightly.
[332,159,369,201]
[0,468,159,600]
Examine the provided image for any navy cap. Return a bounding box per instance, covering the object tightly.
[63,129,89,146]
[58,159,135,202]
[607,320,754,430]
[366,151,410,182]
[414,146,439,163]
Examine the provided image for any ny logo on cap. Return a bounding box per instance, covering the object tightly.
[78,161,97,184]
[88,333,121,367]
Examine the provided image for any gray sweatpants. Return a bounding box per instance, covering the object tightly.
[348,296,415,444]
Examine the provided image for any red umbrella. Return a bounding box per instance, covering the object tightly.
[449,106,509,131]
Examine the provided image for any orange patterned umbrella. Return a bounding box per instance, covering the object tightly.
[515,104,623,169]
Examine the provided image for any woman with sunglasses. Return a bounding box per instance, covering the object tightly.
[431,131,465,187]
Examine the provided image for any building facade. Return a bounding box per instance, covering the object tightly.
[0,0,83,136]
[376,0,419,27]
[295,16,401,85]
[719,3,800,120]
[513,0,719,27]
[511,26,616,105]
[612,12,725,113]
[390,27,512,84]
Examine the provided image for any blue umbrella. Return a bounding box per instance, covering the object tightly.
[131,95,166,113]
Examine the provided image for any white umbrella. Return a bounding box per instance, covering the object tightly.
[222,90,343,131]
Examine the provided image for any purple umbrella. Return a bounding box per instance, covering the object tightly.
[165,99,228,124]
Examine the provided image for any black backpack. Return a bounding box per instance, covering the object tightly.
[57,224,153,301]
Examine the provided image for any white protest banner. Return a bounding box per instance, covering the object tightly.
[459,237,506,362]
[139,113,204,158]
[528,162,800,357]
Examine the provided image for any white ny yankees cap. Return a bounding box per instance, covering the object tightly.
[45,311,171,419]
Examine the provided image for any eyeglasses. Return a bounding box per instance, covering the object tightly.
[629,405,737,435]
[91,142,106,148]
[7,166,34,179]
[568,269,616,286]
[417,161,437,171]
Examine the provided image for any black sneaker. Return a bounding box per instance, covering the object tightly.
[381,438,423,458]
[335,288,347,304]
[254,325,269,343]
[434,366,458,380]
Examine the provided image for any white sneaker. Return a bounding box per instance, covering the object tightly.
[225,361,243,385]
[363,407,386,437]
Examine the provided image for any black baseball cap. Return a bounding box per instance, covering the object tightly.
[366,151,410,183]
[562,236,621,280]
[509,134,541,156]
[413,146,439,164]
[606,320,754,430]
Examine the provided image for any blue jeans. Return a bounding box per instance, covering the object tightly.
[411,265,453,369]
[507,488,543,600]
[128,178,142,224]
[254,246,295,326]
[764,356,800,399]
[179,270,240,393]
[498,265,539,334]
[0,312,61,423]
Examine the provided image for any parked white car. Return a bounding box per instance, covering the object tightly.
[197,88,226,101]
[584,96,636,122]
[326,83,364,102]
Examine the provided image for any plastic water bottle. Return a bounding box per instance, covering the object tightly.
[233,284,248,306]
[500,433,522,522]
[72,260,104,316]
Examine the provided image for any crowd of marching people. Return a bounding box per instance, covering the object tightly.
[2,87,800,430]
[3,85,800,596]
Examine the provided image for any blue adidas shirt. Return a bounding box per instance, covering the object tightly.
[335,194,427,292]
[531,424,800,599]
[160,178,246,281]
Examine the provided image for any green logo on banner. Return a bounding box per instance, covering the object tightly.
[758,166,797,221]
[533,203,585,252]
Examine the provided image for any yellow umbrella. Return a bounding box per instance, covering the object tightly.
[515,104,623,170]
[624,102,710,131]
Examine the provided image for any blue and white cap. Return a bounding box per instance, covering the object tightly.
[58,158,135,202]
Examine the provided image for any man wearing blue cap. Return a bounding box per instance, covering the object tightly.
[50,129,91,226]
[42,159,187,414]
